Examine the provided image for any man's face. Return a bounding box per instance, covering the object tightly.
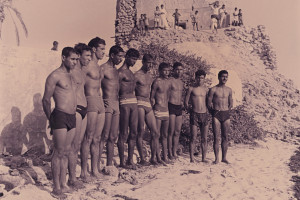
[79,50,92,67]
[112,52,125,65]
[94,44,105,60]
[219,73,228,84]
[143,59,154,71]
[63,52,78,70]
[174,65,184,78]
[196,75,205,85]
[160,67,170,78]
[126,56,138,67]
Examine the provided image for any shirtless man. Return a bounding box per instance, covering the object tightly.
[185,70,209,163]
[168,62,184,160]
[42,47,78,198]
[80,37,106,181]
[151,62,171,163]
[135,54,160,165]
[207,70,233,164]
[67,43,91,189]
[118,48,139,168]
[100,45,124,166]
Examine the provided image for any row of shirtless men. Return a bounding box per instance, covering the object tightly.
[42,37,233,198]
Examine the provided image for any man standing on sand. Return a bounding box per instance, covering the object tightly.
[42,47,78,199]
[207,70,233,164]
[80,37,106,181]
[67,43,91,189]
[185,70,209,163]
[168,62,184,160]
[135,54,160,165]
[117,48,139,169]
[100,45,124,166]
[151,62,171,164]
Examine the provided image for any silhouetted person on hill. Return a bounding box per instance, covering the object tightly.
[0,107,27,155]
[232,7,239,26]
[207,70,233,164]
[238,9,243,26]
[51,41,58,51]
[172,9,181,28]
[23,93,50,155]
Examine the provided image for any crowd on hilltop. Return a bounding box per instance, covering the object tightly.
[137,1,244,35]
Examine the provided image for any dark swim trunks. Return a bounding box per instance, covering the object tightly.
[76,105,87,119]
[190,111,209,126]
[168,102,183,116]
[136,96,152,114]
[212,110,230,122]
[49,109,76,134]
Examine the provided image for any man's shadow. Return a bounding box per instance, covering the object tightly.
[0,106,27,155]
[23,93,51,156]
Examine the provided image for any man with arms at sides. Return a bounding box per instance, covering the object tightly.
[151,62,171,164]
[100,45,125,167]
[117,48,139,169]
[168,62,184,160]
[67,43,91,189]
[42,47,78,198]
[135,54,160,165]
[185,70,209,163]
[80,37,106,181]
[207,70,233,164]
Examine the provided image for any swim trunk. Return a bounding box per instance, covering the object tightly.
[104,99,120,116]
[49,109,76,134]
[190,111,209,126]
[76,105,87,119]
[168,102,183,116]
[136,96,152,114]
[153,106,169,121]
[212,110,230,123]
[86,96,105,114]
[120,97,138,114]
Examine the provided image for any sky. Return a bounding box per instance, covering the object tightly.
[1,0,299,88]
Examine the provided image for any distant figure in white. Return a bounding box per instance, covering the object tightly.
[154,6,161,29]
[159,4,169,30]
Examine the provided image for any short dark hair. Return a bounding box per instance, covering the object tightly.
[126,48,140,58]
[173,62,183,70]
[62,47,77,57]
[109,45,124,56]
[74,43,92,55]
[53,41,58,45]
[218,70,228,78]
[142,54,153,62]
[88,37,106,48]
[195,69,206,78]
[158,62,170,71]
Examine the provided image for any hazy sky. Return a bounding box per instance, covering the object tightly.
[1,0,299,88]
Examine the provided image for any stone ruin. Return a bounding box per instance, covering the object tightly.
[115,0,215,45]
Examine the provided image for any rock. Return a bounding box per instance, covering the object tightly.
[102,166,119,177]
[0,166,10,175]
[9,169,20,176]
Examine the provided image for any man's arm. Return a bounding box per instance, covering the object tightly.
[206,87,214,111]
[150,79,158,106]
[184,87,192,110]
[42,74,57,120]
[228,88,233,110]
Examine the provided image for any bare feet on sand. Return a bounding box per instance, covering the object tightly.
[51,189,67,199]
[67,180,85,190]
[221,159,230,164]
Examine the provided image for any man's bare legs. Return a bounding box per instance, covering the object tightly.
[118,107,137,167]
[212,117,220,164]
[137,109,159,165]
[200,124,208,162]
[52,128,75,197]
[100,113,120,166]
[80,112,105,180]
[189,125,197,163]
[156,119,169,163]
[168,115,182,159]
[221,119,230,164]
[68,113,87,188]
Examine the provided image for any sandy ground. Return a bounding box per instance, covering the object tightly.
[2,137,297,200]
